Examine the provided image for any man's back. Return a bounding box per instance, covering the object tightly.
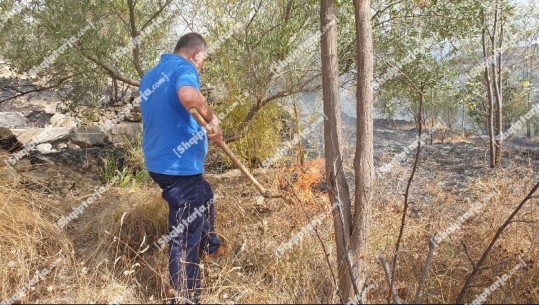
[140,54,208,176]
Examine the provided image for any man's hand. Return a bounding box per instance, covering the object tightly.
[207,118,224,144]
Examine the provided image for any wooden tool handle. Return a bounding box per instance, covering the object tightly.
[190,108,268,196]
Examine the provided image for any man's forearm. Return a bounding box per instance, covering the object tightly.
[178,87,217,124]
[193,92,215,124]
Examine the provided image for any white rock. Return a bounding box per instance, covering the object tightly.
[49,113,66,125]
[36,143,53,154]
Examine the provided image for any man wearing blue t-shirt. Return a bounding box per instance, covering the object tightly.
[140,32,227,304]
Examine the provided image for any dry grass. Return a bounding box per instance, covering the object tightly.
[0,149,538,304]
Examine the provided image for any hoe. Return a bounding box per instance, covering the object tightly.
[190,108,281,199]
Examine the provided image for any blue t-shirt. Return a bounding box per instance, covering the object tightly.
[140,54,208,176]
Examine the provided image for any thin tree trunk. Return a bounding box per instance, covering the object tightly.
[526,46,533,139]
[494,9,504,166]
[389,84,424,303]
[430,89,434,145]
[320,0,353,300]
[293,99,305,167]
[350,0,375,302]
[492,61,503,166]
[527,91,532,138]
[127,0,145,78]
[489,3,503,167]
[482,24,496,168]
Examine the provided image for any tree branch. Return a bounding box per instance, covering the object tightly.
[414,237,437,304]
[0,74,74,104]
[380,256,403,304]
[284,177,344,304]
[139,0,174,32]
[81,53,140,87]
[127,0,144,77]
[225,73,320,143]
[455,181,539,303]
[389,83,424,303]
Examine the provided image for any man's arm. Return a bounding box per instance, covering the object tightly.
[178,86,215,122]
[178,86,223,143]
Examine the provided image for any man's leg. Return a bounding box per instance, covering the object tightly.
[198,178,221,255]
[168,200,205,303]
[150,173,205,304]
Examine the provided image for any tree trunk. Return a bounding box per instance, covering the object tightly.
[293,98,305,167]
[527,92,532,138]
[526,46,533,139]
[349,0,374,303]
[430,89,434,145]
[493,10,504,166]
[127,0,145,78]
[320,0,353,300]
[482,24,496,168]
[492,61,503,166]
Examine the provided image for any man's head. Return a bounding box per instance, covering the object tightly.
[174,33,208,73]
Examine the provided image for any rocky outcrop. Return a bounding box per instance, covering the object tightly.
[0,112,29,128]
[11,127,71,147]
[49,113,78,128]
[108,123,142,144]
[68,126,110,148]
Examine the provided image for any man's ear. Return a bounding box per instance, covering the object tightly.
[194,49,203,63]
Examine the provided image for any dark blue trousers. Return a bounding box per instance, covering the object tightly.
[150,173,220,304]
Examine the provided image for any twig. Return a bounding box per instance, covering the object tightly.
[501,226,539,304]
[460,241,476,269]
[455,181,539,303]
[414,237,437,303]
[389,84,425,303]
[509,219,539,224]
[379,256,403,304]
[285,178,344,304]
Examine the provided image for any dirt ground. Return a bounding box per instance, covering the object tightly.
[1,123,539,303]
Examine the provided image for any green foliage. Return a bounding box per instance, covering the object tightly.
[0,0,177,107]
[99,138,151,187]
[198,0,318,166]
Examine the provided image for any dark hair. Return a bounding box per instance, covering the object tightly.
[174,33,207,53]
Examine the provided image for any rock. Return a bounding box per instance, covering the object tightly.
[68,126,110,148]
[108,123,142,144]
[49,113,66,125]
[0,127,22,152]
[32,103,58,114]
[121,95,132,105]
[133,105,141,112]
[67,142,80,150]
[34,112,54,127]
[0,112,29,128]
[124,112,142,122]
[36,143,54,154]
[11,127,70,147]
[56,142,68,150]
[49,113,78,128]
[22,110,34,117]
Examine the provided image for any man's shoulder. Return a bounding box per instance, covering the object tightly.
[172,61,198,78]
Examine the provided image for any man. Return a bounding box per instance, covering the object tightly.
[140,32,227,304]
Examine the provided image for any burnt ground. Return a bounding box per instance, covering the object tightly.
[336,119,539,216]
